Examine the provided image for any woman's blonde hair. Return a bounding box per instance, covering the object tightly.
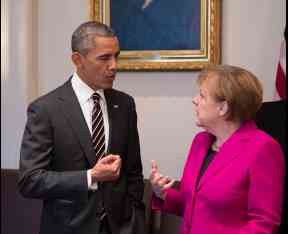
[198,64,263,122]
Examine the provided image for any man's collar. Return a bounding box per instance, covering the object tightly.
[71,72,105,103]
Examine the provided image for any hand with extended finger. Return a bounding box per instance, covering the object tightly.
[91,154,122,183]
[149,160,175,200]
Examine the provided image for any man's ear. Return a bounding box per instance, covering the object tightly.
[218,101,229,117]
[71,52,83,69]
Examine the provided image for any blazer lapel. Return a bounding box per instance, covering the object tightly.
[189,134,214,192]
[197,121,256,191]
[57,80,97,167]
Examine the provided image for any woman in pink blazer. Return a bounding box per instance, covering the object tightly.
[150,65,285,234]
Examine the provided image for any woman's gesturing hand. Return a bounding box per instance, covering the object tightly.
[149,160,175,200]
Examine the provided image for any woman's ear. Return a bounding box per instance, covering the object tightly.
[218,101,229,117]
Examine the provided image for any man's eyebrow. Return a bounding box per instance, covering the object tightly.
[96,51,120,58]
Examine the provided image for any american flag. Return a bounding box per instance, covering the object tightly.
[275,27,286,100]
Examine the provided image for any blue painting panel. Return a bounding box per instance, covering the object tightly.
[110,0,201,51]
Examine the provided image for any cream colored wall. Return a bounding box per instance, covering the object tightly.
[1,0,286,179]
[1,0,36,168]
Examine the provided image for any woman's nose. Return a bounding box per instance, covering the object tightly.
[192,96,198,105]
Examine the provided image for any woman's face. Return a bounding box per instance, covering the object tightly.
[192,79,224,129]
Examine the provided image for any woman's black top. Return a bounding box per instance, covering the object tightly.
[196,147,217,186]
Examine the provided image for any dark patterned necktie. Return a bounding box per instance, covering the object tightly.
[91,93,106,162]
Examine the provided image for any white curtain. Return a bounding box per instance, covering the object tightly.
[1,0,9,81]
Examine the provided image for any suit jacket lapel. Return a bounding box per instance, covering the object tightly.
[197,121,256,191]
[104,89,119,154]
[57,80,97,167]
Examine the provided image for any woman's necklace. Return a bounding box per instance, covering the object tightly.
[211,141,220,152]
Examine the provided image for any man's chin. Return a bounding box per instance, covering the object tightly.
[102,83,114,90]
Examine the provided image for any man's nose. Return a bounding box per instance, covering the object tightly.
[109,58,117,70]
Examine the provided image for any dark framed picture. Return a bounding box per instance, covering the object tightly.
[90,0,221,71]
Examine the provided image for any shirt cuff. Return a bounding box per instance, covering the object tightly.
[87,169,98,190]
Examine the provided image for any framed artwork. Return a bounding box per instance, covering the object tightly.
[90,0,221,71]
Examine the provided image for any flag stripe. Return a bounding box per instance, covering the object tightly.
[276,62,286,99]
[275,38,286,100]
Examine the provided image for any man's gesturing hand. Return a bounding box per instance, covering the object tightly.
[91,154,122,183]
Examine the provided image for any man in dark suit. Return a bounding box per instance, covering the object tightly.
[18,21,145,234]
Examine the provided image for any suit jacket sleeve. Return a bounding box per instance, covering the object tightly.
[18,101,88,201]
[240,139,285,234]
[125,96,144,206]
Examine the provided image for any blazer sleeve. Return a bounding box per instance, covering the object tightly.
[125,96,144,206]
[240,139,285,234]
[18,101,88,201]
[152,187,185,217]
[151,132,211,217]
[151,134,203,216]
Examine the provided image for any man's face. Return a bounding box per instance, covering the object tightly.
[73,35,120,90]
